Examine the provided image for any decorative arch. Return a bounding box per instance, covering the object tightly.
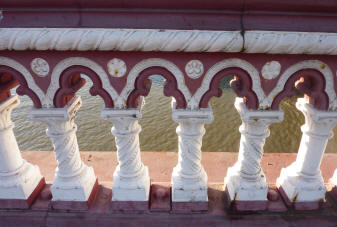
[190,58,264,110]
[53,66,114,108]
[266,60,335,110]
[118,58,191,109]
[47,57,118,108]
[0,57,44,107]
[271,69,328,110]
[126,67,187,108]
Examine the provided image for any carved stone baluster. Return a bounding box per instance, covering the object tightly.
[277,98,337,210]
[225,97,283,211]
[101,98,150,205]
[30,96,98,210]
[171,100,213,210]
[0,95,45,208]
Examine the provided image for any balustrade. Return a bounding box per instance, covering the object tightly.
[0,29,337,214]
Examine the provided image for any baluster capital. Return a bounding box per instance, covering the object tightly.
[0,95,20,130]
[296,98,337,138]
[172,99,213,125]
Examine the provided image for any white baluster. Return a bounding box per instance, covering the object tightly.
[0,95,44,207]
[277,98,337,208]
[30,96,97,203]
[171,100,213,202]
[225,98,283,209]
[101,98,150,201]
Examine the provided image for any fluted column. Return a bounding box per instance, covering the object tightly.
[277,98,337,209]
[0,95,44,208]
[30,96,97,203]
[171,100,213,202]
[101,98,150,201]
[225,98,283,210]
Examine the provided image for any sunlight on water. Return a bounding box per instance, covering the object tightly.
[11,77,337,153]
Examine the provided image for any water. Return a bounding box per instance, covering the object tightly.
[11,77,337,153]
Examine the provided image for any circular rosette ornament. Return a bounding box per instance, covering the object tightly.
[261,61,281,80]
[185,60,204,79]
[31,58,50,77]
[107,58,127,78]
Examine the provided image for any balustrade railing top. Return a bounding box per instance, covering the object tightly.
[1,0,337,215]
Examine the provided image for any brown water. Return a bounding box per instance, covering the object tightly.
[12,78,337,153]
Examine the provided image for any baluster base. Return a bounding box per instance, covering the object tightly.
[224,165,268,211]
[50,166,98,210]
[171,166,208,202]
[276,163,325,210]
[112,166,150,202]
[171,166,208,212]
[0,161,45,209]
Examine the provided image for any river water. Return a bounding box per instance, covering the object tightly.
[12,76,337,153]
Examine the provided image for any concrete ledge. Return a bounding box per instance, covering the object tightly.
[0,151,333,226]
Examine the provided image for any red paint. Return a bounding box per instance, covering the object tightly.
[127,67,187,109]
[172,201,208,213]
[51,178,99,211]
[110,201,149,211]
[277,185,323,211]
[1,51,337,110]
[150,183,171,212]
[3,1,337,32]
[0,66,42,107]
[0,177,45,209]
[271,69,328,110]
[225,187,268,212]
[199,68,258,109]
[54,66,114,108]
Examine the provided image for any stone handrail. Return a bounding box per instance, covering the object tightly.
[1,4,337,212]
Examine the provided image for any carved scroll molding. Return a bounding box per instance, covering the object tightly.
[2,29,337,55]
[189,58,265,110]
[245,31,337,55]
[0,28,242,52]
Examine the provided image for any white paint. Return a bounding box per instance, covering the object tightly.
[2,29,337,55]
[30,96,97,201]
[189,58,266,110]
[101,98,150,201]
[245,31,337,55]
[0,28,243,52]
[330,170,337,188]
[0,57,45,105]
[277,98,337,202]
[0,95,43,200]
[46,57,119,108]
[107,58,127,78]
[30,58,49,77]
[262,60,336,109]
[171,100,213,202]
[261,61,281,80]
[225,98,283,201]
[118,58,191,109]
[185,60,204,79]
